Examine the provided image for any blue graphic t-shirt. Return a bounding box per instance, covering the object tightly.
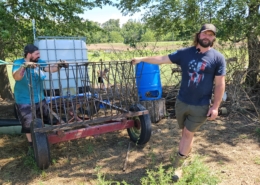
[168,46,226,106]
[12,58,47,104]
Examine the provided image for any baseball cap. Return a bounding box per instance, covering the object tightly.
[199,24,216,35]
[24,44,39,55]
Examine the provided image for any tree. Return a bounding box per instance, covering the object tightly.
[0,0,113,100]
[82,21,106,43]
[141,29,156,42]
[102,19,121,32]
[102,19,123,43]
[121,19,144,48]
[216,0,260,89]
[109,31,124,43]
[116,0,260,89]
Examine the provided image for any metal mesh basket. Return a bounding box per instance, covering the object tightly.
[25,61,141,133]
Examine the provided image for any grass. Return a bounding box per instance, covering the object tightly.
[86,143,94,154]
[255,127,260,138]
[94,154,220,185]
[178,155,220,185]
[94,166,129,185]
[147,147,157,166]
[254,157,260,165]
[140,164,174,185]
[239,134,248,139]
[142,155,220,185]
[23,154,41,175]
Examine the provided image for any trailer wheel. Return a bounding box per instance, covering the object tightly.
[127,104,151,145]
[30,118,50,170]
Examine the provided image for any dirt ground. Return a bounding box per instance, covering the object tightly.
[0,97,260,185]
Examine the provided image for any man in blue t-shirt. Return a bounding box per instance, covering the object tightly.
[131,24,226,181]
[12,44,68,156]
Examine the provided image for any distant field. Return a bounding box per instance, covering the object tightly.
[87,41,185,52]
[86,41,247,61]
[87,41,188,62]
[86,40,244,51]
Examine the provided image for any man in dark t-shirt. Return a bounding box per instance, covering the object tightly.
[169,46,225,106]
[131,23,226,181]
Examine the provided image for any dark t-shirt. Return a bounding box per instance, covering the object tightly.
[168,46,226,106]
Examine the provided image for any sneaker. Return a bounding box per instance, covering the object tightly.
[172,167,183,182]
[170,152,187,182]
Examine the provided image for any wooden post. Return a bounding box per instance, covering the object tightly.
[139,98,166,123]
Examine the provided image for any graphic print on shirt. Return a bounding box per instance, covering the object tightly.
[188,59,207,87]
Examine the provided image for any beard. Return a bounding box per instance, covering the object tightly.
[198,38,213,48]
[30,57,39,63]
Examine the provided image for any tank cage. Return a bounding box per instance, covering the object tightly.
[15,61,141,133]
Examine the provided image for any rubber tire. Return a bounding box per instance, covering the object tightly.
[127,104,152,145]
[79,100,100,117]
[30,118,51,170]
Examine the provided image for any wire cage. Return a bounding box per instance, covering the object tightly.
[26,61,145,130]
[18,61,151,169]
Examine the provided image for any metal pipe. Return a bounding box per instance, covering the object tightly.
[0,119,21,134]
[0,126,21,134]
[0,119,20,127]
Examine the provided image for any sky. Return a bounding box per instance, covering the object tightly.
[79,5,143,26]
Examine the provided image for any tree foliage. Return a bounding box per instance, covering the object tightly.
[115,0,260,88]
[121,19,145,47]
[0,0,114,99]
[109,31,124,43]
[141,29,156,42]
[102,19,121,32]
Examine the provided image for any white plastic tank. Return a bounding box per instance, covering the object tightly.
[34,37,89,96]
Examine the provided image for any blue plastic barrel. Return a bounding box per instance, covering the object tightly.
[135,62,162,101]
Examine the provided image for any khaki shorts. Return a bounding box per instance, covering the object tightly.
[175,98,209,132]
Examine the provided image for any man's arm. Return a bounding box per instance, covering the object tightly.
[212,76,225,109]
[12,62,38,81]
[132,55,172,65]
[207,75,225,120]
[13,66,26,81]
[43,61,68,73]
[43,64,60,73]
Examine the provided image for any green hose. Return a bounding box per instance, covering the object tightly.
[0,126,21,134]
